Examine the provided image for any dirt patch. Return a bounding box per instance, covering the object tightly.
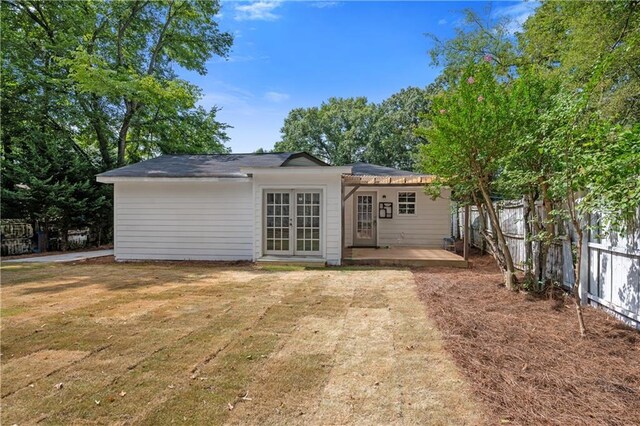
[413,255,640,426]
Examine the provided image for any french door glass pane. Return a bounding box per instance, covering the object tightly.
[295,191,321,253]
[357,195,373,239]
[265,191,290,252]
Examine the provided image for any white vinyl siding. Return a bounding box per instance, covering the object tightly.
[345,186,451,248]
[114,181,253,261]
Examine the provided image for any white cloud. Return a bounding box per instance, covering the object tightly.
[309,1,340,8]
[234,1,282,21]
[493,1,539,34]
[438,18,447,25]
[264,91,290,102]
[199,81,255,111]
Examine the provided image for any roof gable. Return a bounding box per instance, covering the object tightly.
[281,152,329,167]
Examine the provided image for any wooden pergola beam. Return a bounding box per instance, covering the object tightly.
[343,185,361,201]
[342,175,436,186]
[343,183,433,187]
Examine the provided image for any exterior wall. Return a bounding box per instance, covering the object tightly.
[251,170,343,265]
[344,186,451,248]
[114,181,253,261]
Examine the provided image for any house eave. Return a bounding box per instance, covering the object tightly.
[96,176,252,184]
[240,166,353,174]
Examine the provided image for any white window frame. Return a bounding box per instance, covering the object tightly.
[397,191,417,215]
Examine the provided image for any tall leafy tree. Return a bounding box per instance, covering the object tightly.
[417,62,518,289]
[275,97,376,165]
[424,1,640,335]
[1,126,110,251]
[497,68,562,286]
[365,86,434,171]
[276,90,435,169]
[2,0,232,169]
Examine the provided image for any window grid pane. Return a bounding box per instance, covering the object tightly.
[398,192,416,215]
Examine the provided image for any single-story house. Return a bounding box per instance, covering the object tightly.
[96,152,456,265]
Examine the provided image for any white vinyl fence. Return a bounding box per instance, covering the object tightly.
[454,202,640,329]
[584,216,640,329]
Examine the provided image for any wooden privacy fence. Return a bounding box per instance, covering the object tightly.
[453,202,640,329]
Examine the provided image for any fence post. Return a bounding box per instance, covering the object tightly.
[579,213,590,305]
[463,205,470,261]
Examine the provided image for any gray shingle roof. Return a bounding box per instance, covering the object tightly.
[96,152,326,178]
[348,162,424,177]
[96,153,423,179]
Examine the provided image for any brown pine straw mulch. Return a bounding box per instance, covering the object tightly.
[413,254,640,426]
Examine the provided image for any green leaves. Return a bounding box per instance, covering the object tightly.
[520,1,640,124]
[578,123,640,233]
[3,0,233,170]
[417,62,513,200]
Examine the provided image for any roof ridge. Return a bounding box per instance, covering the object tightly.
[161,152,296,156]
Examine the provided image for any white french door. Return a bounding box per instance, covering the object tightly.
[264,190,322,256]
[353,192,377,247]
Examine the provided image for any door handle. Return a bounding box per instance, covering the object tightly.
[289,218,293,227]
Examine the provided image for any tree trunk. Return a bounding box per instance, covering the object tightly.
[43,218,49,253]
[478,181,518,290]
[567,192,587,337]
[572,226,587,337]
[474,198,506,271]
[526,193,544,291]
[538,181,555,287]
[523,195,534,284]
[90,96,113,169]
[117,101,137,167]
[61,222,69,252]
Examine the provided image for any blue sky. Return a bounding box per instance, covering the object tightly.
[178,1,538,153]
